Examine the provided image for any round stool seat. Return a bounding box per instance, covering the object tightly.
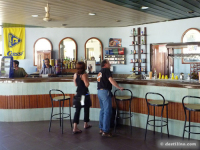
[115,95,131,101]
[53,96,70,101]
[185,104,200,111]
[148,100,168,106]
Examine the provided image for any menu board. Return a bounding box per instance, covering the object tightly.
[104,47,125,65]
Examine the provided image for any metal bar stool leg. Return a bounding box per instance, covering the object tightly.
[188,111,191,140]
[61,101,64,134]
[114,100,119,133]
[49,103,54,132]
[59,101,61,127]
[129,100,132,134]
[161,106,164,138]
[183,107,187,139]
[69,98,72,129]
[145,103,150,140]
[154,106,155,134]
[166,105,169,138]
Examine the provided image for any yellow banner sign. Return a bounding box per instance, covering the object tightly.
[3,28,25,60]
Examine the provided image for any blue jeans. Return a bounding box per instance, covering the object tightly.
[98,90,112,133]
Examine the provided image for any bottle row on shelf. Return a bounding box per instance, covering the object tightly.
[130,30,146,36]
[130,49,147,54]
[131,39,146,45]
[131,66,146,72]
[130,58,146,63]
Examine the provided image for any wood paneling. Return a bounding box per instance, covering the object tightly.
[0,96,7,109]
[0,94,200,123]
[150,44,169,76]
[7,96,15,109]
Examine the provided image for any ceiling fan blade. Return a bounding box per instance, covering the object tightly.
[45,3,50,12]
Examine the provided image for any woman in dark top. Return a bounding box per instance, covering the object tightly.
[73,62,92,133]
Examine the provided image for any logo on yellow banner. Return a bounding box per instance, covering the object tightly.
[8,33,22,48]
[4,28,25,60]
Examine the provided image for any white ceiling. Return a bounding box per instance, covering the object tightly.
[0,0,168,28]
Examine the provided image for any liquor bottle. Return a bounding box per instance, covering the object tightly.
[130,30,133,36]
[134,29,137,36]
[68,59,71,69]
[81,57,83,62]
[71,59,73,69]
[154,68,157,79]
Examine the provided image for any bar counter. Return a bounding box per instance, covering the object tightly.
[0,77,200,139]
[1,77,200,88]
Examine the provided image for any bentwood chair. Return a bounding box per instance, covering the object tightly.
[145,92,169,140]
[182,96,200,139]
[49,89,72,134]
[114,89,133,134]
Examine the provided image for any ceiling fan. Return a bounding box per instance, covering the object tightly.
[43,3,51,22]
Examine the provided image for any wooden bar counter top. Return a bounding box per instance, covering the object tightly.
[0,77,200,89]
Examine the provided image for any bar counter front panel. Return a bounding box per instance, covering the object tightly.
[0,77,200,140]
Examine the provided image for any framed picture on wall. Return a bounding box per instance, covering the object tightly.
[109,38,122,47]
[86,60,96,73]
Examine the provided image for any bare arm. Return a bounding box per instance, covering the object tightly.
[82,73,90,88]
[73,73,77,86]
[108,77,123,90]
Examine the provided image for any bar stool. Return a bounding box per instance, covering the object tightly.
[145,92,169,140]
[114,89,133,134]
[182,96,200,139]
[49,89,72,134]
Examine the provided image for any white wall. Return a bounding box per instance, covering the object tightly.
[2,17,200,74]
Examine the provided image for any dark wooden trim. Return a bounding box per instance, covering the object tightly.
[58,37,77,60]
[181,28,200,43]
[33,37,53,66]
[84,37,103,64]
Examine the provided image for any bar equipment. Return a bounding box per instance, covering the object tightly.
[180,73,184,80]
[0,56,14,78]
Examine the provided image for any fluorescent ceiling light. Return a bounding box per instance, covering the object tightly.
[88,13,96,16]
[62,24,67,26]
[141,6,149,9]
[32,15,39,17]
[187,11,194,14]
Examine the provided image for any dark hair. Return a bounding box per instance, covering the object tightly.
[44,58,49,62]
[76,62,86,74]
[101,59,108,68]
[13,60,19,66]
[109,38,113,42]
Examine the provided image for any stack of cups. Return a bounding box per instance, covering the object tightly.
[149,71,152,79]
[199,72,200,82]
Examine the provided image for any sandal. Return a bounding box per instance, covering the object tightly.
[99,129,103,134]
[84,125,92,129]
[73,130,82,134]
[102,132,112,137]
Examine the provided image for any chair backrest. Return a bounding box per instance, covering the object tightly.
[49,89,65,102]
[145,92,165,105]
[182,95,200,108]
[114,89,133,99]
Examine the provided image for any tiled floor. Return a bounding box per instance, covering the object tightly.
[0,120,199,150]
